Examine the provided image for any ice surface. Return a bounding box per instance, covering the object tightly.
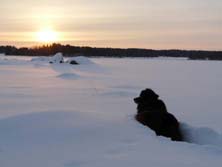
[0,57,222,167]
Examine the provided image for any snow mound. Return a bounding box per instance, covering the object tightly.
[31,53,64,64]
[66,56,94,65]
[181,123,222,146]
[57,73,80,79]
[49,52,64,64]
[65,57,79,65]
[31,54,94,66]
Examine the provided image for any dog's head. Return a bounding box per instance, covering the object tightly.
[134,89,159,105]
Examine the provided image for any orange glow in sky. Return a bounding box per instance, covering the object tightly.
[0,0,222,50]
[36,28,59,43]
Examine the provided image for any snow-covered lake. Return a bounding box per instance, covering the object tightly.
[0,55,222,167]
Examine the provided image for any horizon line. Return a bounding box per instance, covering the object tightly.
[1,43,222,52]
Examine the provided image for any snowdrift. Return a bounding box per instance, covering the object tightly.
[49,52,64,64]
[31,53,95,66]
[181,123,222,146]
[31,53,64,64]
[66,56,94,65]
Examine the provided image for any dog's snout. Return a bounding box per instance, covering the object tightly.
[134,97,140,104]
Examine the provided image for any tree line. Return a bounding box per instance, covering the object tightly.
[0,43,222,60]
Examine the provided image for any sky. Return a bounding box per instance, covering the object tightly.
[0,0,222,50]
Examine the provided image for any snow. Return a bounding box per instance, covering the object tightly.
[49,52,64,64]
[57,73,80,79]
[70,56,94,65]
[181,123,222,146]
[66,56,94,65]
[31,56,51,62]
[31,53,65,64]
[0,56,222,166]
[31,53,94,65]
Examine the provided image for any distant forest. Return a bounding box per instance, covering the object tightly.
[0,43,222,60]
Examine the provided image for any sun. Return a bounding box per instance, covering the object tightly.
[36,28,59,43]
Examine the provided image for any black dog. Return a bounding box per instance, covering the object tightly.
[134,89,183,141]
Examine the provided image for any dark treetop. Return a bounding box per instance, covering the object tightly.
[1,43,222,60]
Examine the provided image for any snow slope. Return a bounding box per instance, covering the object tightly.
[0,56,222,167]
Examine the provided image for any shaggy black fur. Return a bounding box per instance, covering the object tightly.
[134,89,183,141]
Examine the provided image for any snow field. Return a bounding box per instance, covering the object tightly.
[0,55,222,166]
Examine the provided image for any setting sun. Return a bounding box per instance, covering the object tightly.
[36,29,59,43]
